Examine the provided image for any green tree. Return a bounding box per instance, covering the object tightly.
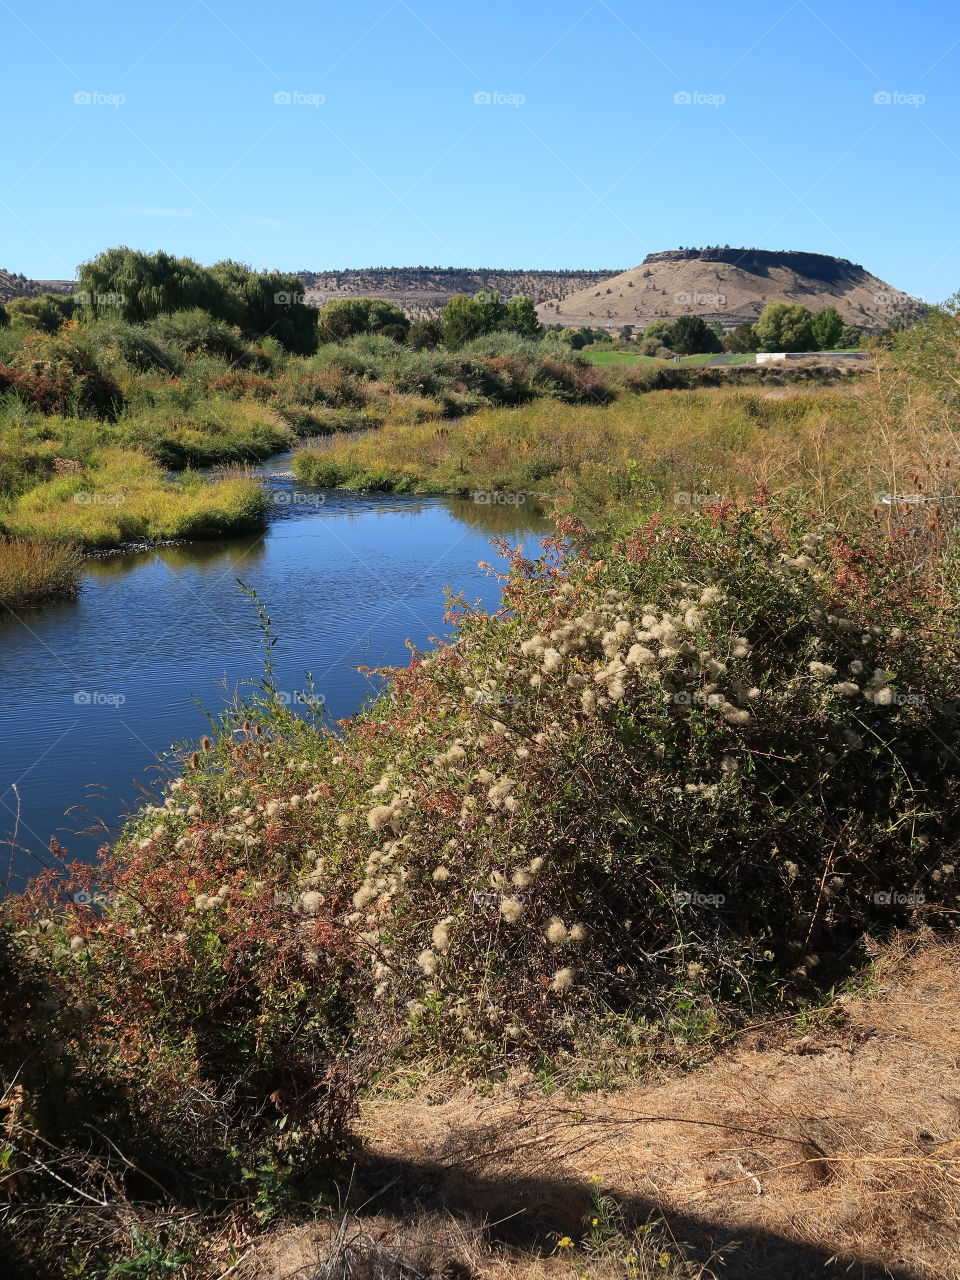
[220,263,317,355]
[640,319,674,345]
[503,296,541,338]
[755,302,815,353]
[4,292,77,333]
[440,290,508,347]
[77,248,317,352]
[667,314,723,356]
[317,297,409,343]
[723,322,759,353]
[408,318,442,349]
[838,324,862,349]
[811,306,844,351]
[618,324,634,342]
[79,248,223,323]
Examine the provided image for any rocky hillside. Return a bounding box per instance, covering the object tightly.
[538,247,925,333]
[297,266,622,319]
[0,269,74,304]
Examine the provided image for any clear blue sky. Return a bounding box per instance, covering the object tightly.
[2,0,957,300]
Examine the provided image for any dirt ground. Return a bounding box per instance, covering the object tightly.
[241,933,960,1280]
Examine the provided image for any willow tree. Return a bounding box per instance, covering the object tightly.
[77,249,317,353]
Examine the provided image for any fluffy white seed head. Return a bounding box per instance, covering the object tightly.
[549,967,575,993]
[500,897,525,923]
[545,917,569,945]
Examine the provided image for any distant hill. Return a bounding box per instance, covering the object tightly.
[0,269,74,305]
[1,251,926,335]
[296,267,623,319]
[537,248,925,333]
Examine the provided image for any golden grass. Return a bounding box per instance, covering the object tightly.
[0,535,81,609]
[2,447,268,548]
[293,373,960,535]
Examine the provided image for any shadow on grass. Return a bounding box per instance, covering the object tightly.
[354,1149,913,1280]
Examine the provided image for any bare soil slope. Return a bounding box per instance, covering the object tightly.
[538,248,924,334]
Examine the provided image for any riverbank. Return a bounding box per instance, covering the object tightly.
[291,382,887,518]
[0,323,611,607]
[4,484,958,1277]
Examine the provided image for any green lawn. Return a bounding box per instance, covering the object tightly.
[582,349,858,370]
[583,349,723,368]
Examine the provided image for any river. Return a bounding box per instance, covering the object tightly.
[0,457,549,890]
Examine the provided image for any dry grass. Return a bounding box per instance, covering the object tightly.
[226,935,960,1280]
[235,1205,721,1280]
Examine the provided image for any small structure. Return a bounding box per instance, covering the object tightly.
[756,351,866,364]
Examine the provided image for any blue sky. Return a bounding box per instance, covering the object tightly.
[1,0,957,300]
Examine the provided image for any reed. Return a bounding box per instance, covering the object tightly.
[0,535,81,609]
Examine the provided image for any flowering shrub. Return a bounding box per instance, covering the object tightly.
[3,501,958,1195]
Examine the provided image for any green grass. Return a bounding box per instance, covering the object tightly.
[583,350,727,368]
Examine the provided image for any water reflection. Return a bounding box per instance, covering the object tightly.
[85,535,270,581]
[0,485,549,889]
[443,495,551,537]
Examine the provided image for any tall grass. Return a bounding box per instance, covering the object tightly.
[2,448,267,548]
[292,377,958,530]
[0,535,80,608]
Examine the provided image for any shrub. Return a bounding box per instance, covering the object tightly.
[145,309,264,367]
[282,368,367,409]
[408,318,442,349]
[11,501,955,1081]
[317,297,409,343]
[4,292,78,333]
[532,356,613,403]
[87,318,183,374]
[838,324,862,349]
[0,332,123,419]
[723,322,759,354]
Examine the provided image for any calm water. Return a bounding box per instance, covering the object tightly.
[0,459,548,889]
